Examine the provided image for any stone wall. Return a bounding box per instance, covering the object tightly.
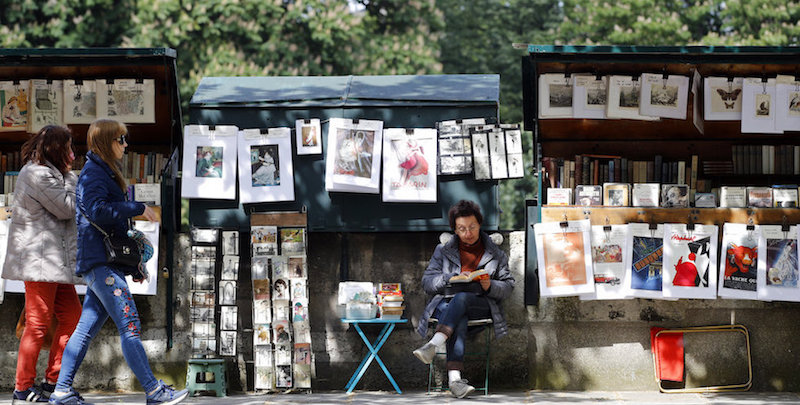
[2,231,799,392]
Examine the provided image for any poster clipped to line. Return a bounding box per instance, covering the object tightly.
[295,118,322,155]
[63,80,98,125]
[238,128,295,204]
[325,118,384,194]
[96,79,156,124]
[661,223,718,300]
[382,128,437,203]
[624,223,666,300]
[0,80,29,132]
[181,125,238,200]
[534,219,595,297]
[757,225,799,302]
[704,77,743,121]
[580,224,631,301]
[718,223,760,300]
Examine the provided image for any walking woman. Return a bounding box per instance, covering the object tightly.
[49,119,188,405]
[4,125,82,403]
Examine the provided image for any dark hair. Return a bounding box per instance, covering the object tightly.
[448,199,483,230]
[21,125,73,174]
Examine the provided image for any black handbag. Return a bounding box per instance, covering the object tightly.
[81,211,142,274]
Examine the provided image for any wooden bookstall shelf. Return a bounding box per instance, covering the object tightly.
[524,46,800,221]
[541,206,800,228]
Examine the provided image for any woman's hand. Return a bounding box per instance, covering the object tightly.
[142,205,159,223]
[479,278,491,291]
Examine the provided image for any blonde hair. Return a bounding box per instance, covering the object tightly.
[87,119,127,191]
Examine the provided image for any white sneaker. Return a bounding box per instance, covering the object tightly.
[412,342,437,364]
[449,379,475,398]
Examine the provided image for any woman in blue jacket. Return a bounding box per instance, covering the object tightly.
[50,119,188,405]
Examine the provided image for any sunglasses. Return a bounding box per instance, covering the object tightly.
[114,133,129,145]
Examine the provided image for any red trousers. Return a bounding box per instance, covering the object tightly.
[16,281,81,391]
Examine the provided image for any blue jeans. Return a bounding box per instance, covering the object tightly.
[432,292,491,371]
[55,265,159,394]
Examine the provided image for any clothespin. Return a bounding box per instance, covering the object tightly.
[746,217,755,242]
[603,217,612,241]
[559,212,569,232]
[303,119,311,124]
[782,215,790,239]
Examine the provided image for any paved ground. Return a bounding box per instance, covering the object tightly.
[3,391,800,404]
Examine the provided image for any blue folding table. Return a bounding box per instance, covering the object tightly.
[341,318,407,394]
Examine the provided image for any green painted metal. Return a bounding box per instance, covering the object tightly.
[188,74,500,232]
[0,48,176,58]
[527,44,800,55]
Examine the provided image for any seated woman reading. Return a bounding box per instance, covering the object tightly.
[413,199,515,398]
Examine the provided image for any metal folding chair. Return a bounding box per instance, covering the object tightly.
[426,317,492,395]
[651,324,752,393]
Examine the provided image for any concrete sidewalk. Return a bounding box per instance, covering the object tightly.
[2,391,800,404]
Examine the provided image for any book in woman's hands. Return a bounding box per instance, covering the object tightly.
[449,269,489,283]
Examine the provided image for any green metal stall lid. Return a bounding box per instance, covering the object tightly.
[527,44,800,55]
[190,74,500,107]
[0,47,176,58]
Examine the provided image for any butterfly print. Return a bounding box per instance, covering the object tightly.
[716,88,742,101]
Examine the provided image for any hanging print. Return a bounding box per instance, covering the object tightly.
[741,77,781,134]
[704,77,743,121]
[0,80,28,131]
[238,128,295,203]
[295,118,322,155]
[581,224,631,300]
[325,118,384,193]
[382,128,437,202]
[662,224,718,299]
[534,219,595,297]
[96,79,155,124]
[63,80,97,124]
[624,223,665,299]
[28,79,64,133]
[757,225,799,302]
[718,223,760,300]
[181,125,238,200]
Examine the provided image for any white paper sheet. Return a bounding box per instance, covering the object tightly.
[580,224,631,300]
[718,223,760,300]
[181,125,238,200]
[538,73,574,118]
[96,79,155,124]
[606,76,659,121]
[572,75,607,119]
[704,77,743,121]
[295,118,322,155]
[757,225,799,302]
[63,80,97,124]
[325,118,384,194]
[775,75,800,132]
[238,128,295,204]
[624,223,665,299]
[662,223,718,299]
[639,73,689,119]
[381,128,437,203]
[741,77,781,134]
[534,219,595,297]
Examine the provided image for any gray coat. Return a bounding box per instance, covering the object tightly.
[2,161,81,284]
[417,231,514,339]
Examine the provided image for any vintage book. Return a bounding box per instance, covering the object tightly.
[694,192,717,208]
[603,183,630,206]
[574,154,582,186]
[660,184,689,208]
[449,269,489,283]
[632,183,660,207]
[762,145,770,174]
[654,155,662,183]
[747,186,773,208]
[575,185,602,206]
[582,155,591,185]
[690,155,698,190]
[646,161,654,182]
[621,158,628,183]
[795,146,799,175]
[719,186,747,208]
[772,185,799,208]
[546,187,572,206]
[677,161,685,186]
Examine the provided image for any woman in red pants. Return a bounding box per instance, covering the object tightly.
[3,125,83,403]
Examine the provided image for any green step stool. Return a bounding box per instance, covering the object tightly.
[186,358,226,397]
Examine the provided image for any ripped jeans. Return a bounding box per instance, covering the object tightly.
[55,265,159,394]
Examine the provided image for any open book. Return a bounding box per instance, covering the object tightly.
[449,269,489,283]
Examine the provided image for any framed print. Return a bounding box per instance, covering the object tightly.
[624,223,665,299]
[63,80,97,124]
[220,306,238,330]
[238,128,295,203]
[181,125,238,200]
[28,79,64,133]
[292,299,309,322]
[471,129,491,181]
[280,228,306,255]
[222,231,239,255]
[251,226,278,257]
[273,299,291,322]
[639,73,689,119]
[275,343,292,366]
[219,280,237,305]
[294,343,312,388]
[274,278,290,300]
[254,323,271,345]
[221,256,239,281]
[382,128,437,203]
[293,321,311,343]
[295,118,322,155]
[255,345,273,368]
[273,321,292,345]
[0,80,29,131]
[741,77,781,134]
[534,219,595,297]
[662,223,718,299]
[255,366,275,390]
[503,125,525,179]
[581,224,631,300]
[219,331,237,356]
[718,223,760,300]
[775,75,800,132]
[538,73,573,118]
[573,75,607,119]
[253,299,272,324]
[276,364,293,388]
[660,184,689,208]
[704,76,743,121]
[606,76,659,121]
[632,183,660,207]
[96,79,155,123]
[251,257,270,281]
[290,279,307,300]
[287,256,306,279]
[603,183,630,206]
[324,118,384,194]
[757,225,799,302]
